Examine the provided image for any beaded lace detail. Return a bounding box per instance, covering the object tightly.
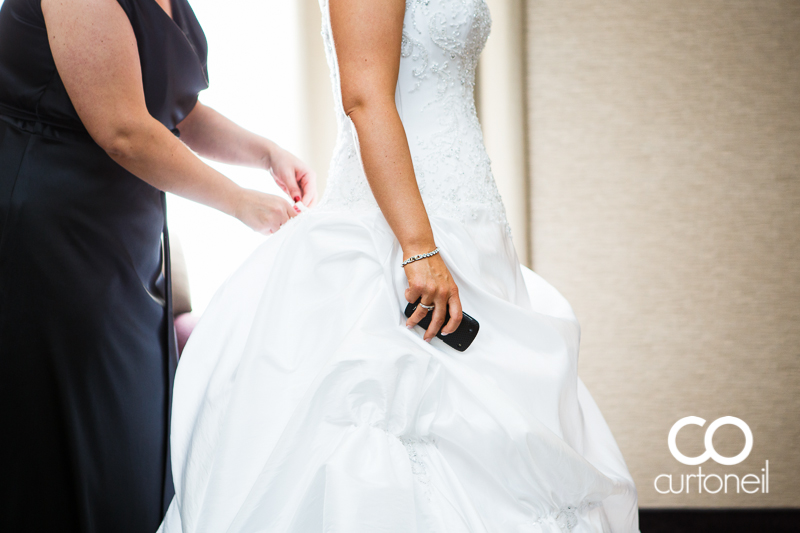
[399,437,435,501]
[530,501,604,532]
[317,0,509,232]
[397,433,601,530]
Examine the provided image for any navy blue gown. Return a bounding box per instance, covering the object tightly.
[0,0,208,531]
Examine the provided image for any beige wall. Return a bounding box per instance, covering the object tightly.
[526,0,800,508]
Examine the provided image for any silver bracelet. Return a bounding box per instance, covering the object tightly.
[402,247,440,267]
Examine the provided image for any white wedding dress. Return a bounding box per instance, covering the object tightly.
[159,1,639,531]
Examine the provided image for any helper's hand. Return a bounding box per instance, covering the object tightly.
[267,144,318,207]
[234,188,296,235]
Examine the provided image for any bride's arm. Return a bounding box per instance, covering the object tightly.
[178,102,318,206]
[330,0,462,339]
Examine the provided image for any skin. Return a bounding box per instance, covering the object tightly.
[40,0,316,236]
[330,0,462,340]
[179,102,317,206]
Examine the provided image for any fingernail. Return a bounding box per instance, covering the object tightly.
[406,324,414,329]
[441,332,449,336]
[293,195,301,202]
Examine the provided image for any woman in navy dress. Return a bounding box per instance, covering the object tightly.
[0,0,315,531]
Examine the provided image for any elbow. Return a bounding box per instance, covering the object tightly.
[98,132,134,160]
[341,91,395,121]
[342,94,366,120]
[93,118,153,161]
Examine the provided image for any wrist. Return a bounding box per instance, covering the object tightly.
[401,240,438,261]
[258,138,278,171]
[224,184,247,220]
[402,247,440,267]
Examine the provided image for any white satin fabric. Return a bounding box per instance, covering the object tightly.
[159,0,638,531]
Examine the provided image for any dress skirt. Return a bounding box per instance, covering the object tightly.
[0,114,177,533]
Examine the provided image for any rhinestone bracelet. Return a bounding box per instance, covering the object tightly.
[401,247,440,267]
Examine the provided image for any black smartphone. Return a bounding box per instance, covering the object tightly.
[404,298,480,352]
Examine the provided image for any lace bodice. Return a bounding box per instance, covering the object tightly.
[317,0,509,230]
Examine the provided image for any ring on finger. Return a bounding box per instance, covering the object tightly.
[419,302,435,311]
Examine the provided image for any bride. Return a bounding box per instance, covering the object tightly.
[160,0,639,531]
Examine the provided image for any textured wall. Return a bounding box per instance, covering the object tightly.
[526,0,800,508]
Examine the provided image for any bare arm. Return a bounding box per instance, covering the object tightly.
[179,102,318,206]
[41,0,295,233]
[330,0,462,338]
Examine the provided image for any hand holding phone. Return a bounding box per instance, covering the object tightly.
[404,299,480,352]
